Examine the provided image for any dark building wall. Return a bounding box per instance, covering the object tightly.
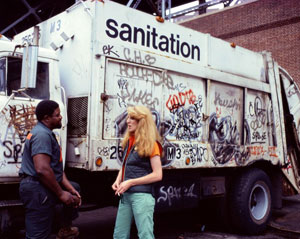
[180,0,300,85]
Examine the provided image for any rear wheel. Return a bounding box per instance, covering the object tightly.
[229,168,272,234]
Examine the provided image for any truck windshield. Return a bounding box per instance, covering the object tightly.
[5,57,49,99]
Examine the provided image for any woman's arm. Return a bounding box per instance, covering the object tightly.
[112,169,122,193]
[116,155,162,195]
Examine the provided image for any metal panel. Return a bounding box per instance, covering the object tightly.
[209,36,266,82]
[163,71,206,142]
[208,82,243,165]
[162,71,207,168]
[245,90,271,145]
[103,59,163,139]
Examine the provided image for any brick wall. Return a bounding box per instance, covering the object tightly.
[180,0,300,85]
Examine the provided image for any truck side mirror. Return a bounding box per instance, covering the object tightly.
[21,26,39,89]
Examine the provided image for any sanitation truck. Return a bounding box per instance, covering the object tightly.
[1,0,300,235]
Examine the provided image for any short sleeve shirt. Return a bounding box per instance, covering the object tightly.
[19,122,63,182]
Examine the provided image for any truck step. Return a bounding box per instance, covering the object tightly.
[0,200,23,208]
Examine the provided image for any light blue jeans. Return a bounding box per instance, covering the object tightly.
[113,192,155,239]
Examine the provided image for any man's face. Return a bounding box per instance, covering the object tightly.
[48,107,62,129]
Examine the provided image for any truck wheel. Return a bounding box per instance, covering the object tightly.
[229,168,272,234]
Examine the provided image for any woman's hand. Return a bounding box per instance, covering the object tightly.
[115,180,133,195]
[112,170,122,195]
[112,180,120,192]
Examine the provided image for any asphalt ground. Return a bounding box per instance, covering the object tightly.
[8,194,300,239]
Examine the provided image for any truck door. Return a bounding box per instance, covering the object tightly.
[0,56,51,179]
[209,82,244,165]
[102,59,163,162]
[161,71,207,167]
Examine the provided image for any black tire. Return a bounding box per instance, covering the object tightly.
[229,168,272,234]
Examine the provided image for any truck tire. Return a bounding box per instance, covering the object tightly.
[229,168,272,234]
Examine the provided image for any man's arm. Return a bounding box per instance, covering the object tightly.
[61,172,81,205]
[33,154,75,205]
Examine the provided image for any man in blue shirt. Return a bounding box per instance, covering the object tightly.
[19,100,81,239]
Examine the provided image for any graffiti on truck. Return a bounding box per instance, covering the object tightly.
[117,84,160,109]
[0,104,36,165]
[248,96,267,144]
[157,183,197,207]
[164,95,204,141]
[101,58,280,169]
[209,113,250,165]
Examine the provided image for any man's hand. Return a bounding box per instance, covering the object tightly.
[61,173,81,207]
[71,194,81,208]
[59,191,75,206]
[69,189,81,207]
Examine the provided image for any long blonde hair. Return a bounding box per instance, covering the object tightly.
[121,106,161,157]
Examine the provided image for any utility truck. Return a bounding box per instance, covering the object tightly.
[1,0,300,235]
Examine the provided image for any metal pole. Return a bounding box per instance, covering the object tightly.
[162,0,166,19]
[127,0,134,7]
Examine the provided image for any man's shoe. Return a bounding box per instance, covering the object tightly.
[56,226,79,239]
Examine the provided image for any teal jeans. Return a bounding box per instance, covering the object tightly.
[113,192,155,239]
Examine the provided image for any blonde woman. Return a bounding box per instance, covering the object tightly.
[112,105,163,239]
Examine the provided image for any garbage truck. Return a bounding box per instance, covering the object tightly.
[1,0,300,235]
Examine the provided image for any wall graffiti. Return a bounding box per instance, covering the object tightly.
[209,113,250,165]
[174,83,186,92]
[117,86,159,109]
[111,96,206,166]
[6,104,36,139]
[166,89,196,112]
[0,104,37,164]
[101,52,279,171]
[123,48,156,65]
[114,59,179,109]
[117,78,128,90]
[97,146,110,157]
[248,96,267,144]
[157,183,197,206]
[214,92,241,111]
[102,91,276,169]
[104,118,111,132]
[118,63,175,90]
[248,145,278,158]
[164,96,204,141]
[252,131,266,143]
[104,80,276,169]
[102,44,120,57]
[181,143,208,165]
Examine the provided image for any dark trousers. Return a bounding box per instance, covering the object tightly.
[19,177,80,239]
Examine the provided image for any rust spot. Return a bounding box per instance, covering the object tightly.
[155,16,164,23]
[230,42,236,48]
